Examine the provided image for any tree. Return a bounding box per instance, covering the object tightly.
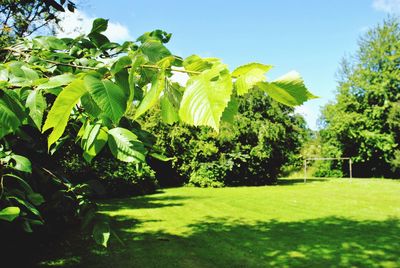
[0,0,76,50]
[319,17,400,178]
[0,17,315,249]
[143,88,309,187]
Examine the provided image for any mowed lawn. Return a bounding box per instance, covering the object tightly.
[41,178,400,268]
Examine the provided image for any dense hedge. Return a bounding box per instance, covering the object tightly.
[143,88,308,187]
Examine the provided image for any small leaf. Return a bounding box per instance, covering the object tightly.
[28,193,45,206]
[160,94,179,124]
[111,56,132,75]
[232,63,272,95]
[257,71,317,106]
[10,154,32,173]
[37,73,75,90]
[140,40,171,63]
[134,71,165,119]
[0,207,20,222]
[90,18,108,33]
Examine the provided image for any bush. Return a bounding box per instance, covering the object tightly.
[58,141,157,198]
[188,162,226,188]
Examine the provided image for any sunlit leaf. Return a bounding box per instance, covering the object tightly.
[257,71,317,106]
[42,80,87,149]
[108,127,146,163]
[232,63,272,95]
[179,63,232,131]
[0,207,20,222]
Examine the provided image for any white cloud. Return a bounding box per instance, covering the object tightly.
[372,0,400,14]
[55,10,132,42]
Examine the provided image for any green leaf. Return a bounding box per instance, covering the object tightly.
[90,18,108,33]
[160,94,179,124]
[257,71,317,106]
[0,207,20,222]
[10,154,32,173]
[83,126,108,162]
[36,74,75,90]
[183,55,215,73]
[149,152,174,162]
[179,63,233,131]
[108,127,146,163]
[3,173,33,194]
[26,90,47,129]
[140,40,171,63]
[88,32,110,48]
[42,80,87,149]
[232,63,272,95]
[93,221,110,247]
[81,93,102,118]
[221,97,239,124]
[111,56,132,75]
[0,102,21,139]
[134,71,165,119]
[27,193,45,206]
[85,76,127,124]
[9,196,41,218]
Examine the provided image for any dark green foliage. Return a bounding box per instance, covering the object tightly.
[58,142,157,198]
[144,88,308,186]
[319,18,400,178]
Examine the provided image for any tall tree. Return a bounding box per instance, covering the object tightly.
[0,0,75,47]
[320,17,400,177]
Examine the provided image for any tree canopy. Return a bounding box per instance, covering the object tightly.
[319,17,400,177]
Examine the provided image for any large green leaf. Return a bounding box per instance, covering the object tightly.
[257,71,317,106]
[0,207,20,222]
[232,63,272,95]
[179,63,233,131]
[134,71,165,119]
[42,80,87,149]
[84,76,127,124]
[108,127,146,163]
[26,90,47,129]
[0,102,20,139]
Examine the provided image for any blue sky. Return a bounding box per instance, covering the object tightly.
[68,0,399,129]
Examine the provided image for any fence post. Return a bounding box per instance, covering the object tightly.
[349,158,352,179]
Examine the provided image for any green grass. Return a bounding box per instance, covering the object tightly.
[39,178,400,268]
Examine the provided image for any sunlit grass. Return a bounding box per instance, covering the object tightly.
[39,178,400,268]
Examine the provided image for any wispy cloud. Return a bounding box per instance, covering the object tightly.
[55,10,132,42]
[372,0,400,14]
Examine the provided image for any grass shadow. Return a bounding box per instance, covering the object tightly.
[37,215,400,268]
